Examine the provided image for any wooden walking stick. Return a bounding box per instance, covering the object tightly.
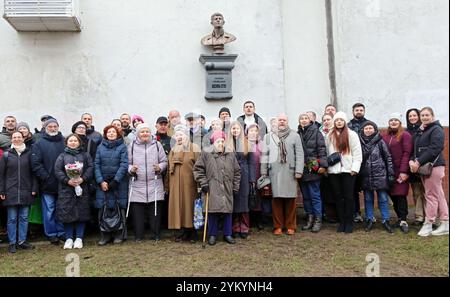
[202,192,209,248]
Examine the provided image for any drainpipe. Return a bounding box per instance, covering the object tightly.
[325,0,338,108]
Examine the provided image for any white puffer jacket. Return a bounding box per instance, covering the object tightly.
[325,129,362,174]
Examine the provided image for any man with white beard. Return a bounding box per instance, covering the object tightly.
[31,118,66,244]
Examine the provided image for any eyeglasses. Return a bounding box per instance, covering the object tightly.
[76,126,86,130]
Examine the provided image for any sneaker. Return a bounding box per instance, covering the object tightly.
[18,241,35,250]
[431,221,449,236]
[113,237,123,244]
[399,221,409,234]
[8,244,17,254]
[353,214,364,223]
[73,238,83,249]
[418,222,433,237]
[273,228,282,235]
[63,238,74,249]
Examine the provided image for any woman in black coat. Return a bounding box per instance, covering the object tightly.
[0,131,38,253]
[359,122,395,233]
[54,134,94,249]
[297,114,328,232]
[228,121,256,239]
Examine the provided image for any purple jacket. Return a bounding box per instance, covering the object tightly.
[128,138,168,203]
[382,131,413,196]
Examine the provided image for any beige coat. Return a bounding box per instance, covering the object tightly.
[193,149,241,213]
[167,143,200,229]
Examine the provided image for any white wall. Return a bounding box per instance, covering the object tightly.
[333,0,449,125]
[0,0,286,133]
[281,0,331,125]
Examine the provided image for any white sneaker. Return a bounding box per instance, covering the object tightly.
[431,221,449,236]
[73,238,83,249]
[418,222,433,237]
[63,238,74,249]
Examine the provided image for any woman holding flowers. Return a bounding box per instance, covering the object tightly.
[54,134,94,249]
[297,113,328,233]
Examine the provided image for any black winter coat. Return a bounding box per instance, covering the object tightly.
[297,123,328,182]
[31,132,65,195]
[0,148,38,206]
[348,117,369,134]
[54,150,94,223]
[412,121,445,167]
[359,133,395,191]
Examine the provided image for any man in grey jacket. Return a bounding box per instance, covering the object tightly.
[260,114,304,236]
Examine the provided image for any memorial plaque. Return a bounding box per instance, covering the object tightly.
[199,54,238,100]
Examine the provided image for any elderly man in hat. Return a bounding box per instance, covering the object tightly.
[185,113,206,152]
[31,118,66,244]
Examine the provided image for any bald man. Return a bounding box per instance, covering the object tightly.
[260,113,304,236]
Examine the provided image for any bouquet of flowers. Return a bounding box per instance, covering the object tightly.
[305,158,320,174]
[65,162,84,196]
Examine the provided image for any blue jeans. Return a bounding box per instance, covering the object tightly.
[64,222,86,240]
[7,206,30,245]
[364,190,390,222]
[300,180,323,216]
[41,194,65,238]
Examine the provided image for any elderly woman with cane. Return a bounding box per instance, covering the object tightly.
[128,123,167,242]
[193,130,241,246]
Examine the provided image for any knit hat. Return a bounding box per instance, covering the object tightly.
[361,120,378,131]
[136,123,151,135]
[43,118,59,128]
[210,130,226,144]
[174,124,188,135]
[389,112,402,122]
[71,121,87,133]
[219,107,231,117]
[40,115,54,122]
[132,115,145,124]
[333,111,348,123]
[17,122,30,132]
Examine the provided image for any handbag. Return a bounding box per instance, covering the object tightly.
[193,195,204,230]
[257,176,271,190]
[99,192,124,232]
[418,156,439,177]
[327,152,341,166]
[248,184,260,210]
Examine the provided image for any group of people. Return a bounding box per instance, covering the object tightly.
[0,101,448,253]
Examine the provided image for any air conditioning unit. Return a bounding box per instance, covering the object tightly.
[3,0,81,32]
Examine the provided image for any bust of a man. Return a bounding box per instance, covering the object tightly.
[201,13,236,54]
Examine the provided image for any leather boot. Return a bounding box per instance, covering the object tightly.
[302,214,314,231]
[98,232,110,246]
[311,217,322,233]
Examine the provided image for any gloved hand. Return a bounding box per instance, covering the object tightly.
[108,180,118,190]
[201,185,210,194]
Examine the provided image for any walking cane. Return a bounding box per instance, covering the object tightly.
[154,175,158,217]
[126,176,135,218]
[202,192,209,249]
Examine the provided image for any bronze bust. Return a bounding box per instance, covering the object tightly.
[201,13,236,54]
